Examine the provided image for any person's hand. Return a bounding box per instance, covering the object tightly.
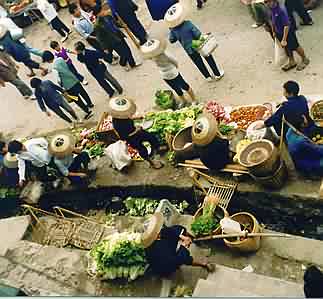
[46,111,51,117]
[19,180,25,188]
[281,40,287,47]
[180,235,192,248]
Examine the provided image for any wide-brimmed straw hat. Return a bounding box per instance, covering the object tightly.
[48,133,76,158]
[140,39,167,60]
[3,153,18,169]
[107,97,137,119]
[191,113,223,146]
[0,24,8,39]
[141,212,164,248]
[164,2,188,28]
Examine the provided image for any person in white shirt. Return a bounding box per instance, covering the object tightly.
[8,138,52,187]
[37,0,71,42]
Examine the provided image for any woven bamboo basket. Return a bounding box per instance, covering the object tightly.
[310,100,323,126]
[223,212,261,253]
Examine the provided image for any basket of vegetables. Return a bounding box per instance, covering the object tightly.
[190,196,229,237]
[155,90,176,110]
[88,232,148,281]
[192,33,218,57]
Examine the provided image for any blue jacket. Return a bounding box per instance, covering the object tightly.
[77,48,106,77]
[264,95,313,136]
[35,80,65,112]
[0,31,30,62]
[169,20,201,55]
[286,127,323,174]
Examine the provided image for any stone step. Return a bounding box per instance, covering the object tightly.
[193,265,304,297]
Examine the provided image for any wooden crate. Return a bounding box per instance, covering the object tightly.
[95,112,120,145]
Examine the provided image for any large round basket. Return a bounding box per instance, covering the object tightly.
[3,153,18,169]
[238,139,280,177]
[223,212,261,253]
[49,134,75,158]
[172,126,198,161]
[141,39,167,60]
[250,159,288,190]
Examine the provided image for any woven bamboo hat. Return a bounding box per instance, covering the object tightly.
[191,113,222,145]
[140,39,167,60]
[0,24,8,39]
[141,212,164,248]
[164,3,188,28]
[3,153,18,169]
[107,97,137,119]
[49,133,75,158]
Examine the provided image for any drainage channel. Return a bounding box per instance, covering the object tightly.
[2,185,323,240]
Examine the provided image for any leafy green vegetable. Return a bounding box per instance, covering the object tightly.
[219,123,234,135]
[86,143,105,158]
[191,35,207,49]
[155,90,175,110]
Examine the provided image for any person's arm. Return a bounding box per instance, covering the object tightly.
[264,107,284,128]
[281,25,289,47]
[35,90,48,113]
[17,157,26,184]
[169,30,177,43]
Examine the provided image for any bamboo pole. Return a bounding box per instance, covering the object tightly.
[115,14,140,49]
[194,232,293,242]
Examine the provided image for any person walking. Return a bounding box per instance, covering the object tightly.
[0,25,48,77]
[36,0,71,42]
[285,0,313,31]
[108,0,148,45]
[50,40,88,85]
[68,3,117,65]
[42,50,94,120]
[74,41,122,98]
[94,14,140,71]
[0,50,34,100]
[265,0,310,71]
[30,78,80,125]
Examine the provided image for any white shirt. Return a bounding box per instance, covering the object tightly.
[17,138,52,182]
[0,17,23,40]
[37,0,57,22]
[153,52,179,80]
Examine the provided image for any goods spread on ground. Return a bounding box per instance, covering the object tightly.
[155,90,175,110]
[89,232,148,281]
[9,0,32,13]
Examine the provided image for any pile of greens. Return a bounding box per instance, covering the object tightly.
[191,203,221,237]
[191,35,207,50]
[85,143,105,158]
[219,123,235,135]
[0,187,20,199]
[90,232,147,281]
[155,90,175,110]
[145,106,202,144]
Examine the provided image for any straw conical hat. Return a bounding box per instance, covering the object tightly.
[49,134,75,158]
[141,212,164,248]
[107,97,137,119]
[191,113,222,145]
[164,2,189,28]
[0,24,8,39]
[3,153,18,169]
[140,39,167,60]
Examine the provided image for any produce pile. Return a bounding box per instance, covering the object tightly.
[204,101,229,123]
[9,0,31,13]
[145,106,202,144]
[155,90,175,110]
[191,35,207,50]
[230,105,269,130]
[312,134,323,144]
[89,232,148,281]
[0,187,20,199]
[97,115,113,132]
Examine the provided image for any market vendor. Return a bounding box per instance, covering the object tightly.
[108,97,164,169]
[192,113,230,171]
[256,81,313,137]
[49,134,91,186]
[142,213,215,277]
[0,141,19,187]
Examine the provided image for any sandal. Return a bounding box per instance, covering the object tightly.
[296,58,310,71]
[282,62,297,72]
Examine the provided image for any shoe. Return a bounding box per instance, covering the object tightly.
[109,91,115,98]
[117,89,123,95]
[84,111,94,120]
[300,21,313,26]
[82,80,89,86]
[134,61,142,68]
[251,23,261,28]
[214,69,225,81]
[24,95,31,100]
[67,30,72,35]
[125,65,131,72]
[61,35,68,43]
[296,58,310,71]
[88,103,94,108]
[111,56,119,65]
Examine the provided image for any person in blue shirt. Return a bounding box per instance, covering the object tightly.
[30,78,80,124]
[257,81,314,136]
[74,41,122,98]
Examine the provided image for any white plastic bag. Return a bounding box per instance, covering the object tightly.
[274,38,288,66]
[198,33,218,57]
[220,217,242,234]
[105,140,132,171]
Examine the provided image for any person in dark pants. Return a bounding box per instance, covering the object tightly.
[108,0,147,45]
[168,20,224,82]
[94,14,139,71]
[42,50,94,120]
[30,78,80,124]
[74,41,122,98]
[304,265,323,298]
[68,3,117,65]
[285,0,313,31]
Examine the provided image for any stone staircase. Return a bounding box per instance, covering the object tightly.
[193,265,304,297]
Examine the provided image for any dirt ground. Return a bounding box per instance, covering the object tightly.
[1,0,323,139]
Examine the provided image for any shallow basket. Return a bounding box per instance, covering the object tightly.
[238,139,280,177]
[172,126,198,161]
[223,212,261,253]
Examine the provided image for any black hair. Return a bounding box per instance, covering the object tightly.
[304,265,323,298]
[68,2,78,14]
[50,41,59,50]
[74,41,85,52]
[8,140,23,154]
[30,78,42,89]
[283,81,300,96]
[0,141,6,153]
[42,51,55,63]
